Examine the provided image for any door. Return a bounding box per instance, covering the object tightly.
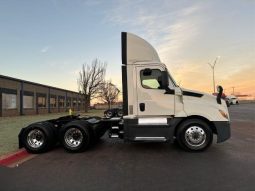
[136,66,175,116]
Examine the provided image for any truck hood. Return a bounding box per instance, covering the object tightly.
[181,87,228,111]
[181,88,205,97]
[181,88,217,103]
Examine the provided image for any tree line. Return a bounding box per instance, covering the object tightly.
[77,59,120,112]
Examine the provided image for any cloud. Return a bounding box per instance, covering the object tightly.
[104,1,203,63]
[103,1,208,87]
[40,46,50,53]
[103,1,254,96]
[221,64,255,96]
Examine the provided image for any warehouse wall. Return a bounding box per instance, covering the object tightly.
[0,75,85,117]
[0,77,20,117]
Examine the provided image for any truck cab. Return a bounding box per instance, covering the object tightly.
[120,32,230,151]
[19,32,230,153]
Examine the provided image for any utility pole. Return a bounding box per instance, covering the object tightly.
[208,56,220,93]
[231,87,235,95]
[224,88,228,95]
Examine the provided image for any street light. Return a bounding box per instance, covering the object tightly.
[231,86,235,95]
[208,56,220,93]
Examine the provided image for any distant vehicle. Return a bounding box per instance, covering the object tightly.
[227,95,239,105]
[212,92,230,107]
[104,108,123,118]
[225,97,231,107]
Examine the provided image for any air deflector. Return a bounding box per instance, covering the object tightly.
[121,32,161,65]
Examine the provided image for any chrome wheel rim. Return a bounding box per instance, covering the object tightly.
[117,110,123,117]
[106,111,113,118]
[185,126,206,147]
[64,128,83,148]
[27,129,45,149]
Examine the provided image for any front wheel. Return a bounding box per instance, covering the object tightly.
[176,119,213,151]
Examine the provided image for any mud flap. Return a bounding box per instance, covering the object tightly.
[18,128,25,148]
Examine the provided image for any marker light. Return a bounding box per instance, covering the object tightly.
[219,110,228,119]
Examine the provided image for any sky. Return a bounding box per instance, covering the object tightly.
[0,0,254,99]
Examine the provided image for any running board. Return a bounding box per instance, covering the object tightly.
[134,137,167,142]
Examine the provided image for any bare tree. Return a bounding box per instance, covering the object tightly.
[77,59,107,112]
[99,81,120,109]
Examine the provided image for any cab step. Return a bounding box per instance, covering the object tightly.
[134,137,167,142]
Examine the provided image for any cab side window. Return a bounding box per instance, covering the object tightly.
[140,69,163,89]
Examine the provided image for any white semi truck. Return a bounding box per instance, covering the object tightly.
[19,32,230,152]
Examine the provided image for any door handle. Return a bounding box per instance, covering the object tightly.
[139,103,145,112]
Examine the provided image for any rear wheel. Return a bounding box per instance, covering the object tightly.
[60,121,91,152]
[22,122,55,153]
[105,110,114,118]
[176,119,213,151]
[117,109,123,117]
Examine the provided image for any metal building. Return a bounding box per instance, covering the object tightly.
[0,75,85,117]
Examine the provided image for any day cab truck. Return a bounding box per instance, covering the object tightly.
[18,32,231,153]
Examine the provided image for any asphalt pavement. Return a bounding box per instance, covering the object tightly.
[0,104,254,191]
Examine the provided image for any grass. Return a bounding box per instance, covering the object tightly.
[0,109,104,156]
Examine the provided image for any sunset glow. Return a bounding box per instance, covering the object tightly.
[0,0,254,100]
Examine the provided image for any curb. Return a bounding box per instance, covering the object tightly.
[0,148,30,166]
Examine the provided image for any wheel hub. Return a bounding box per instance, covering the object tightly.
[27,129,45,149]
[185,126,206,147]
[106,111,112,118]
[64,128,83,148]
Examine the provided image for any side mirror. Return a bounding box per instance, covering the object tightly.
[161,71,169,89]
[216,85,223,104]
[217,85,223,93]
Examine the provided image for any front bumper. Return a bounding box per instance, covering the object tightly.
[213,121,231,143]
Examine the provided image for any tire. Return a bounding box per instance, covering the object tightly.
[60,120,91,152]
[105,110,114,118]
[116,109,123,117]
[226,101,230,107]
[176,119,213,151]
[22,122,55,153]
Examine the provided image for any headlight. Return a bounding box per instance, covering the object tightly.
[219,109,228,119]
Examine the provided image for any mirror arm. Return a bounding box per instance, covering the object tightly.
[164,87,175,94]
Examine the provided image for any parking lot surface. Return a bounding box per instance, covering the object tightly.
[0,104,254,191]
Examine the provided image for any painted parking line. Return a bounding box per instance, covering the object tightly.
[0,149,37,168]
